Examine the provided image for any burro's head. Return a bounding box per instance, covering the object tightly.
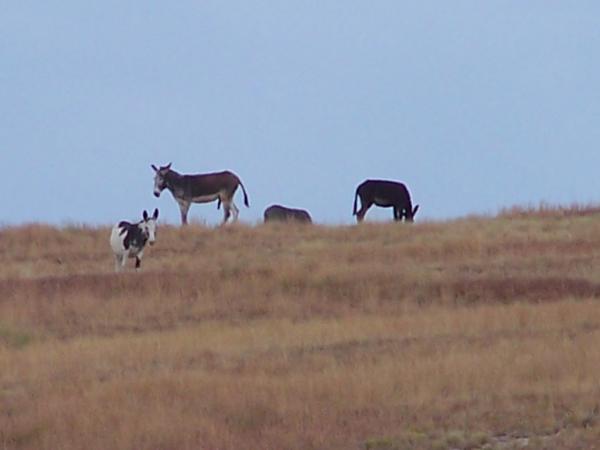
[406,205,420,222]
[140,208,159,245]
[151,162,172,197]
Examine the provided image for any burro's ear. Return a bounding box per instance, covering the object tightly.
[151,164,158,172]
[165,162,172,170]
[412,205,420,217]
[143,210,149,221]
[153,208,159,219]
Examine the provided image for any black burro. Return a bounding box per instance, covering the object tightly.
[353,179,419,223]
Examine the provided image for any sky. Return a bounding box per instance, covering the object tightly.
[2,1,600,226]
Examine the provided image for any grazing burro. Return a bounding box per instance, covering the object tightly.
[263,204,312,223]
[110,208,159,272]
[152,163,249,225]
[353,179,419,222]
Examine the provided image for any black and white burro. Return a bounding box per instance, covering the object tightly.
[110,208,159,272]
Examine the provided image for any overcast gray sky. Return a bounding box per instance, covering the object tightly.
[3,1,600,225]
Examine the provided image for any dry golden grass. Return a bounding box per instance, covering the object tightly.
[2,207,600,449]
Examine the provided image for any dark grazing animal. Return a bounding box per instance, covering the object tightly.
[152,163,249,226]
[353,179,419,222]
[110,208,159,272]
[263,204,312,223]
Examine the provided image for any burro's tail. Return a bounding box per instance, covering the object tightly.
[353,187,359,215]
[239,180,249,207]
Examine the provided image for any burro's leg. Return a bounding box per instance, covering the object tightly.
[219,194,234,226]
[222,203,232,225]
[230,201,240,222]
[177,200,191,226]
[135,250,144,272]
[356,200,372,223]
[114,254,124,272]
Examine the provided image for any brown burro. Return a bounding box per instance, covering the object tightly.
[263,204,312,224]
[353,179,419,223]
[152,162,249,226]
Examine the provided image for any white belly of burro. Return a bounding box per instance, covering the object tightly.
[192,193,220,203]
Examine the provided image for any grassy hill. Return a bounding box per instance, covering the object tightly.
[2,207,600,449]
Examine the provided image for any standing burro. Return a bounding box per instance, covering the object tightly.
[110,208,159,272]
[353,179,419,223]
[151,163,249,226]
